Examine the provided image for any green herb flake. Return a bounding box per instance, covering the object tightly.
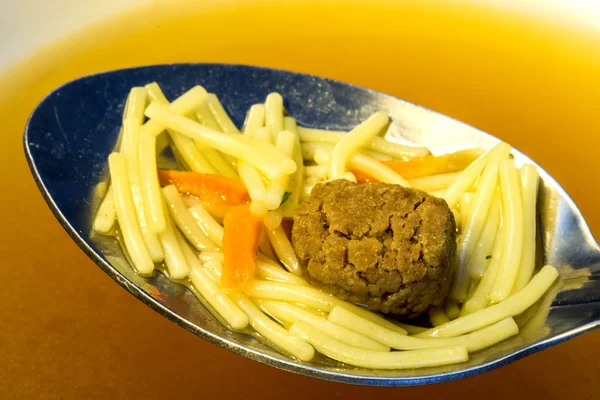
[486,255,492,260]
[280,191,292,206]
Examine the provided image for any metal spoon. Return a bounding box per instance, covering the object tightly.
[23,63,600,386]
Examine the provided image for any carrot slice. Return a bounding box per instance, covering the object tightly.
[157,169,249,204]
[222,204,264,288]
[353,148,483,183]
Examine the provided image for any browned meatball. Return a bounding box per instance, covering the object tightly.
[291,179,456,317]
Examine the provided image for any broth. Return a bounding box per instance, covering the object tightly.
[1,1,600,394]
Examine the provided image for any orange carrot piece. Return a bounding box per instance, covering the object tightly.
[157,169,249,205]
[222,204,264,288]
[353,148,483,183]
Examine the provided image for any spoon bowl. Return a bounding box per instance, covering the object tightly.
[23,63,600,386]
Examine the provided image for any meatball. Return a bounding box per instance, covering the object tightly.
[291,179,456,317]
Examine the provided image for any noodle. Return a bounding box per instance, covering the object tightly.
[301,142,393,162]
[263,210,283,229]
[162,185,216,251]
[107,153,154,275]
[348,153,410,186]
[196,98,222,131]
[417,265,558,338]
[93,185,117,234]
[444,301,461,321]
[429,307,450,327]
[309,147,409,185]
[329,112,389,179]
[266,226,301,275]
[121,89,165,262]
[181,237,248,330]
[200,251,306,286]
[468,190,501,279]
[238,161,267,206]
[265,93,284,140]
[451,163,501,301]
[297,127,429,159]
[280,119,305,217]
[202,257,222,282]
[206,93,240,134]
[253,126,273,144]
[513,164,539,292]
[157,212,190,280]
[188,204,225,248]
[189,267,249,330]
[93,127,125,234]
[490,159,524,302]
[145,83,216,172]
[263,181,286,211]
[304,165,329,179]
[463,214,507,315]
[139,133,166,233]
[138,86,207,137]
[242,104,266,135]
[259,300,390,352]
[255,259,307,285]
[329,306,519,352]
[290,321,469,370]
[244,280,339,311]
[409,172,460,192]
[146,103,296,180]
[275,130,296,189]
[444,142,510,208]
[459,192,474,232]
[229,292,315,361]
[192,97,239,178]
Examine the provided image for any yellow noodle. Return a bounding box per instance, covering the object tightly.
[180,237,248,330]
[145,82,217,174]
[188,204,224,248]
[329,306,519,352]
[138,133,166,233]
[157,211,190,280]
[417,265,558,338]
[230,293,315,361]
[206,93,240,134]
[280,118,305,218]
[444,142,510,208]
[120,89,165,261]
[108,153,154,275]
[297,127,429,159]
[138,86,207,137]
[242,103,266,135]
[259,300,390,352]
[444,301,461,320]
[93,184,117,234]
[266,226,301,275]
[263,210,283,229]
[451,164,500,300]
[265,93,284,139]
[329,112,389,179]
[409,172,461,192]
[429,307,451,327]
[162,185,216,251]
[145,103,295,181]
[513,164,540,292]
[490,159,524,302]
[463,216,507,315]
[290,321,468,369]
[468,191,502,279]
[348,153,410,186]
